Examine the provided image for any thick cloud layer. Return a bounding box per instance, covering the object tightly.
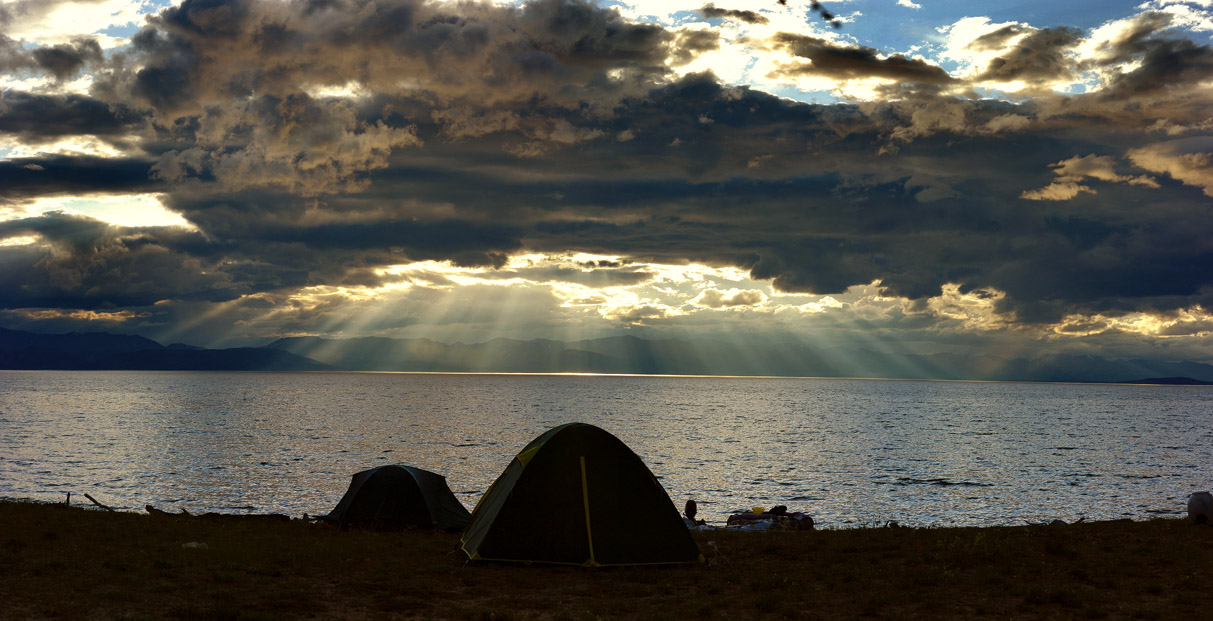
[0,0,1211,350]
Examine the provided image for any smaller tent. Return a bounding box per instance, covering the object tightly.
[322,465,471,530]
[461,423,703,566]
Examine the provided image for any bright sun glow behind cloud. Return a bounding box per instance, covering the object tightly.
[0,132,126,160]
[12,194,195,229]
[269,255,1213,349]
[0,0,157,46]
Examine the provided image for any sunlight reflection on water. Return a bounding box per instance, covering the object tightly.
[2,371,1211,527]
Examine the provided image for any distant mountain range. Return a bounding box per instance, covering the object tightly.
[2,327,1212,384]
[1117,377,1213,386]
[0,327,327,372]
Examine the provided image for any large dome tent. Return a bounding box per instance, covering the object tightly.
[460,423,702,566]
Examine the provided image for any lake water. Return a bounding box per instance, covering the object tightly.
[2,371,1211,528]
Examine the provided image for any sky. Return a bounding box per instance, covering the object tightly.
[0,0,1211,368]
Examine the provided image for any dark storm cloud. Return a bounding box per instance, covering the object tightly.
[0,213,236,309]
[1086,11,1174,65]
[700,4,769,25]
[1015,17,1213,134]
[32,38,103,81]
[0,156,160,198]
[0,26,103,81]
[0,91,145,139]
[0,208,466,310]
[0,33,36,73]
[975,27,1082,84]
[123,0,673,115]
[273,218,522,268]
[334,71,1212,324]
[154,189,524,287]
[770,32,957,85]
[669,29,720,66]
[97,0,677,194]
[1102,36,1213,98]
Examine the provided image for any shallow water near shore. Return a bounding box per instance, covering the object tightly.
[2,370,1211,527]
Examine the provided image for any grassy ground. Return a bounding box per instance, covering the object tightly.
[2,500,1211,620]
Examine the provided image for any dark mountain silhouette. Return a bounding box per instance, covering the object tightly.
[0,327,162,353]
[3,327,1212,382]
[1118,377,1212,386]
[0,327,328,371]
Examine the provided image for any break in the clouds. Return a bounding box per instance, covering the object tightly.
[0,0,1211,369]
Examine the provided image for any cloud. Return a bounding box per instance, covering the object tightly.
[1078,11,1177,67]
[974,27,1082,85]
[1020,181,1095,201]
[886,99,973,143]
[604,303,669,323]
[699,4,769,25]
[0,155,160,198]
[966,25,1032,52]
[979,113,1031,134]
[466,263,654,288]
[0,92,144,140]
[770,32,957,86]
[0,212,237,309]
[669,28,720,66]
[30,37,103,81]
[106,0,679,194]
[1102,33,1213,97]
[1128,137,1213,196]
[692,288,766,308]
[123,0,674,115]
[147,96,423,195]
[1050,154,1159,186]
[0,0,150,46]
[1021,154,1159,200]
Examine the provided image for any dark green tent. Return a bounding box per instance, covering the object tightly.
[460,423,703,566]
[322,465,471,530]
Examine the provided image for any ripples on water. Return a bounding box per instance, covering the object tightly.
[1,371,1211,527]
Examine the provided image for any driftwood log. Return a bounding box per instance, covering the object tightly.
[84,493,114,511]
[145,504,190,517]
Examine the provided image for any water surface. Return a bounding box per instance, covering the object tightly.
[2,371,1210,527]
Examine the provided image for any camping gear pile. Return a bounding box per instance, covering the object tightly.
[725,505,815,531]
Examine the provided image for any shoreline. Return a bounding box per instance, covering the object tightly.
[7,367,1213,387]
[6,494,1187,531]
[3,499,1210,619]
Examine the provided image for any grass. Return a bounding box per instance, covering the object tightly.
[2,500,1211,619]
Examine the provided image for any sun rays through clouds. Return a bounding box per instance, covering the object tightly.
[1,0,1211,373]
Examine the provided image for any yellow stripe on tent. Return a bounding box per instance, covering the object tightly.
[580,456,598,568]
